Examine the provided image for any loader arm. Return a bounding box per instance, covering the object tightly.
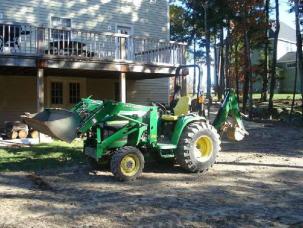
[213,90,248,141]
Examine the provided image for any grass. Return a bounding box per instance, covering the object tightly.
[252,93,302,101]
[188,93,302,102]
[0,140,86,172]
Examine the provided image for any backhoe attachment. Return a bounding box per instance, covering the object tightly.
[213,90,248,141]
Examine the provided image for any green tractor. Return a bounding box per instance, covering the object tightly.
[23,65,248,181]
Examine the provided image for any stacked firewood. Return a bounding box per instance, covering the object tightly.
[4,121,38,139]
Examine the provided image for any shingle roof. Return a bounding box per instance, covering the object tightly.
[269,22,296,43]
[278,51,296,62]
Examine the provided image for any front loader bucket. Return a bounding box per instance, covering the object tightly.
[23,109,81,143]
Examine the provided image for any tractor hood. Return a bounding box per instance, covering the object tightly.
[22,109,82,143]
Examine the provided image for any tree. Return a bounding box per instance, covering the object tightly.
[203,1,212,116]
[169,5,191,42]
[268,0,280,112]
[170,0,269,116]
[294,0,303,118]
[261,0,270,102]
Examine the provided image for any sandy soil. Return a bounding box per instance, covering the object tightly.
[0,121,303,228]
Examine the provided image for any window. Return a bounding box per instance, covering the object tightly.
[50,16,71,40]
[69,82,81,104]
[51,17,71,28]
[117,26,132,35]
[51,82,63,104]
[287,63,296,68]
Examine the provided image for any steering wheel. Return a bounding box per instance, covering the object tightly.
[152,102,167,114]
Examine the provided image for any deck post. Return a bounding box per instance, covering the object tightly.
[37,68,44,112]
[120,72,126,103]
[37,27,45,56]
[119,36,127,103]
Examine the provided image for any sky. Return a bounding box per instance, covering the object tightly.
[279,0,295,28]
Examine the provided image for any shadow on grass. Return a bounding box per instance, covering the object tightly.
[0,142,86,172]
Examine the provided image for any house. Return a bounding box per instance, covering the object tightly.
[274,22,297,60]
[275,22,299,93]
[0,0,187,127]
[278,51,302,93]
[253,22,298,93]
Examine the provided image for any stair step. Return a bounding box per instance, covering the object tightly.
[157,143,177,150]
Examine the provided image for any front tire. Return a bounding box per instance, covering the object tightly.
[110,146,144,181]
[176,122,221,173]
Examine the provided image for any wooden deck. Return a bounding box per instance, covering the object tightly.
[0,22,187,78]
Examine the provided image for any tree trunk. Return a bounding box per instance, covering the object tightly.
[295,0,303,119]
[218,26,225,100]
[290,53,298,119]
[214,32,219,97]
[224,24,231,88]
[261,0,270,102]
[235,43,240,102]
[268,0,280,112]
[205,2,212,117]
[243,29,252,114]
[193,37,197,95]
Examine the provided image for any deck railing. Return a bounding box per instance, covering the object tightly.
[0,22,187,65]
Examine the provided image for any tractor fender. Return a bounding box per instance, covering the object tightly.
[171,115,207,145]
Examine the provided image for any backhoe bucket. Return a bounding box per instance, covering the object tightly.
[22,109,81,143]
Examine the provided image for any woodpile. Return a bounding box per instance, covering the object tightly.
[3,121,40,140]
[5,121,29,140]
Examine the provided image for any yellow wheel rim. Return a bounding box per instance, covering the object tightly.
[120,154,140,177]
[195,135,213,160]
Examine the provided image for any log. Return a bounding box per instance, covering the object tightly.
[30,130,39,139]
[5,121,29,139]
[18,130,28,139]
[7,131,18,140]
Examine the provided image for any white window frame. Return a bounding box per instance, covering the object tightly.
[50,16,72,29]
[49,16,72,40]
[115,24,134,35]
[47,77,86,108]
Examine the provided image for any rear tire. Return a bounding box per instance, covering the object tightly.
[176,121,221,173]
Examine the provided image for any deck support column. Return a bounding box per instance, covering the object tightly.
[37,68,44,112]
[120,72,126,103]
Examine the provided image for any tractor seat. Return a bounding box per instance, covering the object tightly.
[162,96,190,121]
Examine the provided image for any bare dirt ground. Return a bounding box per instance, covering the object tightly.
[0,121,303,228]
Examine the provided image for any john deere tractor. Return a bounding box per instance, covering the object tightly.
[23,65,247,181]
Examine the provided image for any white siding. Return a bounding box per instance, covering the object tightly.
[0,0,169,40]
[277,40,296,60]
[0,0,171,116]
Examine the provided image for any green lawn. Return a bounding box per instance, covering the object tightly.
[253,93,302,100]
[0,140,85,172]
